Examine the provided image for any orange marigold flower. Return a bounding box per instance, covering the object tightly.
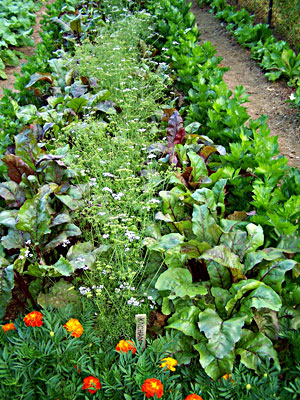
[82,376,101,394]
[63,318,83,338]
[222,374,234,382]
[185,395,203,400]
[141,378,164,399]
[160,357,178,371]
[116,339,136,354]
[2,323,16,332]
[24,311,43,327]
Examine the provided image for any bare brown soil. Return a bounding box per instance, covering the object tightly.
[191,2,300,168]
[0,3,49,97]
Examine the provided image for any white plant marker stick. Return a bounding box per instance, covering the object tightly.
[135,314,147,349]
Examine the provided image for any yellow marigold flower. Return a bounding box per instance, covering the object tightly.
[160,357,178,371]
[50,331,55,337]
[63,318,83,338]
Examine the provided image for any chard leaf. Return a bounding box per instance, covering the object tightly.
[0,210,18,228]
[226,279,282,316]
[188,151,208,182]
[194,342,234,380]
[53,256,74,276]
[244,223,264,254]
[38,280,81,309]
[207,261,231,289]
[0,265,14,320]
[25,72,53,88]
[236,330,280,373]
[15,129,45,170]
[2,155,34,184]
[198,308,246,358]
[150,233,184,252]
[191,188,216,212]
[67,242,96,270]
[181,240,211,258]
[220,230,247,261]
[1,229,28,250]
[66,98,88,114]
[167,306,202,340]
[0,181,25,208]
[253,308,279,341]
[192,204,220,246]
[155,267,207,299]
[258,258,297,293]
[200,245,245,281]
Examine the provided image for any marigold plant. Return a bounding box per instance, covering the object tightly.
[116,339,136,354]
[160,357,178,371]
[82,376,101,394]
[63,318,83,338]
[222,374,234,382]
[1,323,16,332]
[184,394,203,400]
[141,378,164,399]
[23,311,43,327]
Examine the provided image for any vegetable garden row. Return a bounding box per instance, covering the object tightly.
[0,0,300,398]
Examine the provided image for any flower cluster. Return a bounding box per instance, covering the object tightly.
[63,318,84,338]
[160,357,178,372]
[116,339,136,354]
[1,323,16,332]
[142,378,164,399]
[82,376,101,394]
[24,311,43,327]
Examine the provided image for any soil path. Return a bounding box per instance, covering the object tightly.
[191,2,300,168]
[0,2,49,97]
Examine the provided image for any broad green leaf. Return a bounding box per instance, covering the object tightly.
[194,342,234,380]
[25,72,53,88]
[211,287,232,318]
[188,151,207,182]
[0,210,18,228]
[220,230,247,261]
[150,233,184,252]
[253,309,279,341]
[244,223,264,255]
[16,105,37,123]
[67,242,96,270]
[207,261,231,289]
[244,248,284,273]
[198,308,245,358]
[15,129,44,170]
[66,98,88,114]
[200,245,245,281]
[277,235,300,253]
[226,280,282,316]
[16,196,51,242]
[257,258,297,293]
[167,306,202,340]
[53,256,74,276]
[192,204,220,245]
[0,181,25,207]
[155,267,207,299]
[37,280,80,309]
[70,17,82,33]
[159,190,185,221]
[2,229,28,250]
[162,298,172,315]
[236,330,280,373]
[55,194,78,210]
[50,213,71,227]
[191,188,216,212]
[181,240,211,258]
[0,265,14,320]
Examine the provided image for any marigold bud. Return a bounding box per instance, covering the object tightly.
[246,384,251,390]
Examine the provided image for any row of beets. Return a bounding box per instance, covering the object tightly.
[142,0,300,380]
[0,0,114,320]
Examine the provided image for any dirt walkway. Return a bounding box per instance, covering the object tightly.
[191,2,300,168]
[0,3,49,97]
